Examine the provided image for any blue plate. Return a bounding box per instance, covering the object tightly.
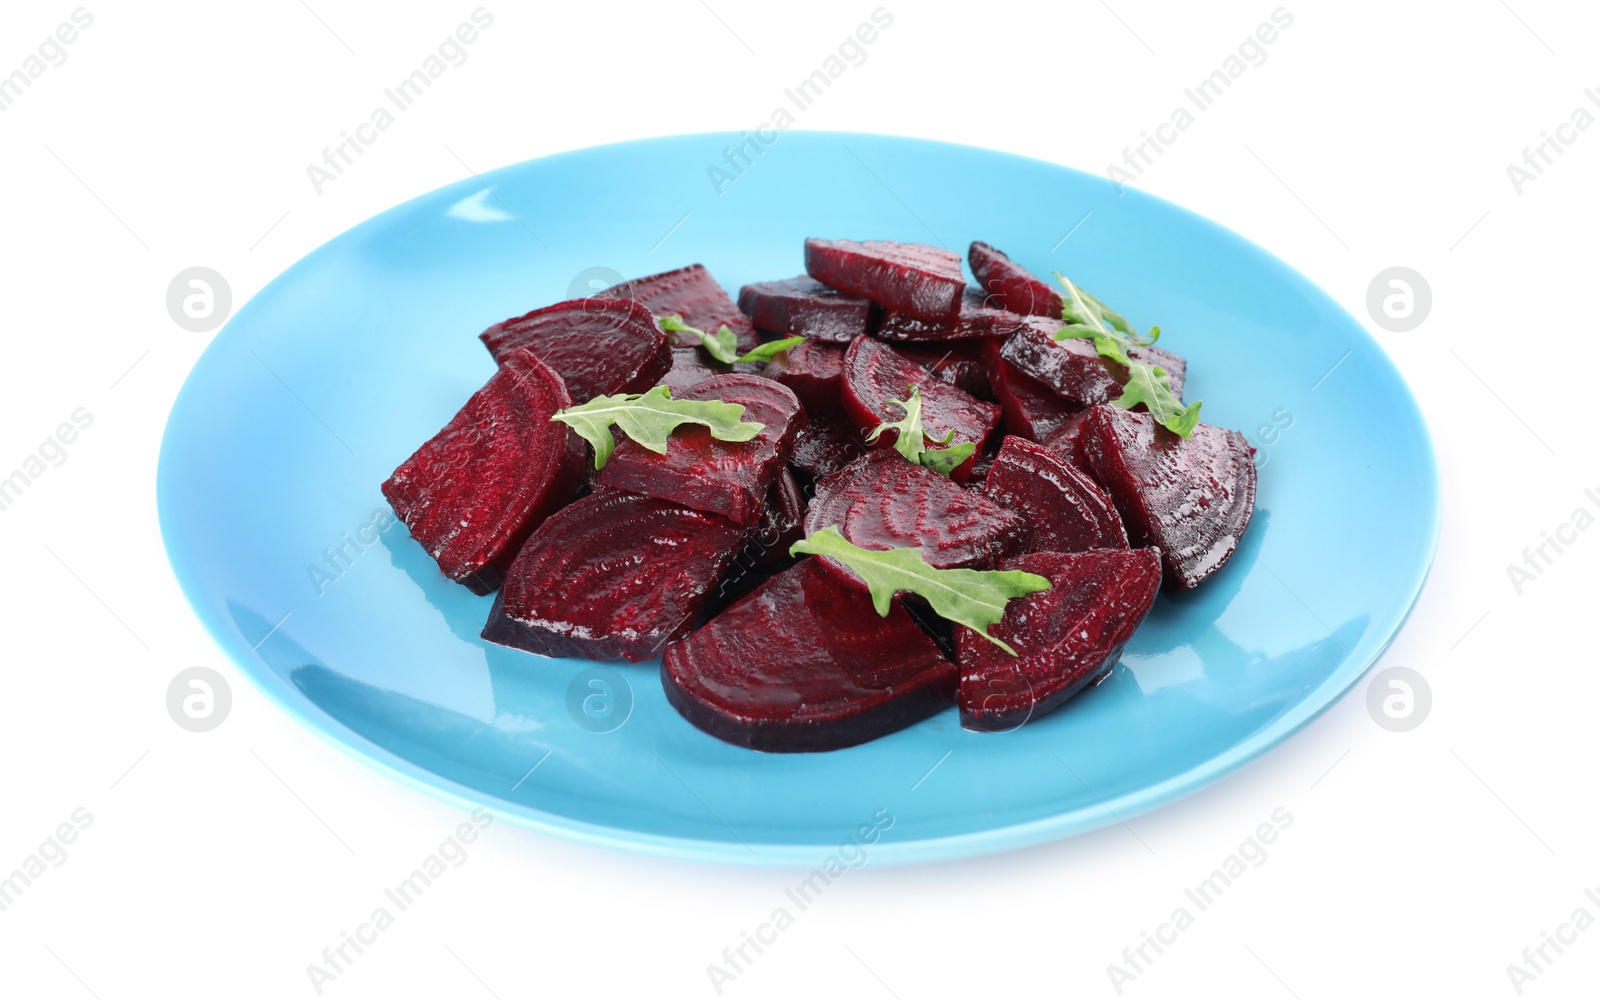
[158,132,1438,865]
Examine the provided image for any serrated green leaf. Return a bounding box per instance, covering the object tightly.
[1050,274,1199,437]
[737,336,805,364]
[1113,362,1202,437]
[551,385,765,469]
[863,384,973,477]
[659,315,802,365]
[919,441,976,477]
[789,526,1051,655]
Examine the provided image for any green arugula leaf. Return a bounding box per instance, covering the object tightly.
[790,526,1051,655]
[919,441,976,477]
[551,384,764,469]
[734,336,805,364]
[1053,273,1157,343]
[1049,274,1200,438]
[863,384,974,477]
[1113,362,1203,437]
[659,315,803,365]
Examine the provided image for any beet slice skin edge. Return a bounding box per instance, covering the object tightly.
[483,489,745,662]
[381,349,584,595]
[958,548,1162,731]
[663,558,958,752]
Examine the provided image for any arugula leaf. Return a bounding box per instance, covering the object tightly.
[733,336,805,364]
[920,441,976,477]
[1113,362,1202,437]
[864,384,974,477]
[551,384,764,469]
[659,315,803,365]
[790,526,1051,655]
[1053,273,1157,343]
[1050,273,1200,438]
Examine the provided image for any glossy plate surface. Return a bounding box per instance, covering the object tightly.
[158,132,1438,865]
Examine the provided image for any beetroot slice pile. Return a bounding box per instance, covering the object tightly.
[383,237,1258,752]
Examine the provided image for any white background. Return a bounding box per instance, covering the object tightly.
[1,1,1596,997]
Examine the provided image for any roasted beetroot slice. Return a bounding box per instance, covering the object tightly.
[381,350,583,594]
[958,549,1162,731]
[752,467,806,566]
[789,409,869,483]
[659,347,729,392]
[596,374,803,525]
[999,317,1187,407]
[982,339,1082,441]
[479,297,671,403]
[1076,406,1257,589]
[804,238,965,323]
[598,263,757,350]
[874,287,1031,342]
[663,559,956,752]
[737,276,873,342]
[982,437,1127,553]
[1038,409,1095,472]
[968,241,1062,318]
[841,337,1001,482]
[896,343,993,400]
[482,490,744,662]
[764,338,846,415]
[805,450,1025,574]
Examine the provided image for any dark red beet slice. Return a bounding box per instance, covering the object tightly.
[873,287,1031,342]
[804,238,965,323]
[479,297,671,404]
[596,374,803,525]
[662,559,957,751]
[788,409,869,482]
[763,338,846,414]
[1075,406,1257,589]
[841,337,1001,482]
[659,347,724,391]
[805,450,1025,573]
[981,437,1127,553]
[381,350,583,594]
[737,276,873,342]
[482,490,744,662]
[1038,409,1094,470]
[968,241,1062,318]
[999,317,1187,408]
[982,339,1082,441]
[958,548,1162,731]
[752,467,806,566]
[896,343,993,400]
[598,263,757,350]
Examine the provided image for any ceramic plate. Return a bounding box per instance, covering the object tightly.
[158,132,1438,865]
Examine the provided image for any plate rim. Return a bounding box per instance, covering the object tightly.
[157,129,1441,867]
